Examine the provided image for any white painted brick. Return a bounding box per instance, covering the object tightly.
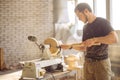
[0,0,53,68]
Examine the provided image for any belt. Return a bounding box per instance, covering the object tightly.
[85,57,108,62]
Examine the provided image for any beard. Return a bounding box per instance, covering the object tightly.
[83,12,88,23]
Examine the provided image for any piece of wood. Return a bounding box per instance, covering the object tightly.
[44,38,60,56]
[0,48,6,70]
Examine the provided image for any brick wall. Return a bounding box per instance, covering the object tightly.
[0,0,53,68]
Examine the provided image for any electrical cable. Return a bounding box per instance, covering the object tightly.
[50,73,56,80]
[47,72,56,80]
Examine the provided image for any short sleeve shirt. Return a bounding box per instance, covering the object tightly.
[82,17,114,59]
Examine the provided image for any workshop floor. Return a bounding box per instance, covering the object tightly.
[0,69,76,80]
[0,69,120,80]
[0,69,22,80]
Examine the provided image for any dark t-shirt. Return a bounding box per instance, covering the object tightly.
[82,17,114,59]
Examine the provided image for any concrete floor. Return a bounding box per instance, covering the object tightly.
[0,69,76,80]
[0,69,22,80]
[0,69,120,80]
[0,69,79,80]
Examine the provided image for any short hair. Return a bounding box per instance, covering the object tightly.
[74,3,92,12]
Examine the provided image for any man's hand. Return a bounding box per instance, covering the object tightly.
[83,38,98,47]
[84,38,95,47]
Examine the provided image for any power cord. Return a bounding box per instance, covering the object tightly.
[50,73,56,80]
[47,72,56,80]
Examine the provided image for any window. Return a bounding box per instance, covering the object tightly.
[111,0,120,30]
[95,0,106,18]
[67,0,75,24]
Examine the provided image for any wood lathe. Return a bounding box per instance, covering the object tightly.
[19,36,67,80]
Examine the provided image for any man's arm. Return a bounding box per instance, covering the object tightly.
[60,43,87,51]
[83,31,118,47]
[60,31,118,50]
[94,31,118,44]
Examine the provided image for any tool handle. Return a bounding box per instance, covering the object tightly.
[72,42,101,47]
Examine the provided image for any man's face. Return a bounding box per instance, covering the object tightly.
[75,10,88,23]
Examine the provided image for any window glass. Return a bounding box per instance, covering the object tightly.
[111,0,120,30]
[95,0,106,18]
[67,0,75,24]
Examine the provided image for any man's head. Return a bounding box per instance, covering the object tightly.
[74,3,92,23]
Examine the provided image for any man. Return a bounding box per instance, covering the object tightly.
[60,3,118,80]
